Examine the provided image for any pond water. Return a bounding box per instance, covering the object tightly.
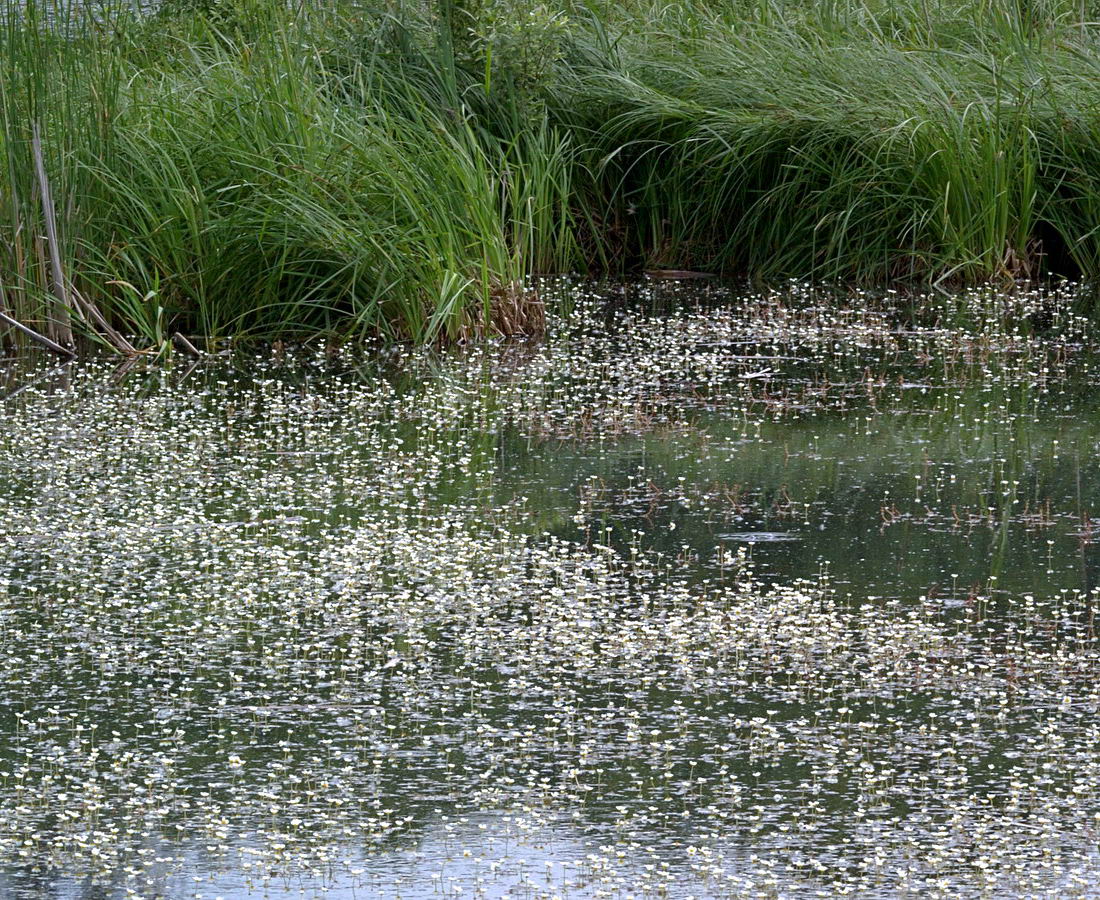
[2,281,1099,898]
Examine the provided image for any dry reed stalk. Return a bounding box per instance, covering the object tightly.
[489,283,545,337]
[171,332,203,357]
[31,121,73,348]
[70,285,138,354]
[0,309,76,357]
[0,282,10,348]
[30,124,138,355]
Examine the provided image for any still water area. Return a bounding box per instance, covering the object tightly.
[1,281,1099,898]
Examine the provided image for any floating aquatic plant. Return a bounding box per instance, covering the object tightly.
[1,282,1099,897]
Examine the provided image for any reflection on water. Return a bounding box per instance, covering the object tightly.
[2,282,1100,898]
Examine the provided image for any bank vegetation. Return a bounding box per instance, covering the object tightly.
[4,0,1100,349]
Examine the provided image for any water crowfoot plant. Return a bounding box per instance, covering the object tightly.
[2,282,1100,896]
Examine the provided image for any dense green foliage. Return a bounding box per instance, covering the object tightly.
[5,0,1100,347]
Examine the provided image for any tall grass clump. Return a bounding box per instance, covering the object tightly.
[552,0,1060,281]
[9,0,1100,350]
[1,0,582,349]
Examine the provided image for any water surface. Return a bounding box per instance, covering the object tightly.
[2,282,1099,898]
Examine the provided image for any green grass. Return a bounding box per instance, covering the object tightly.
[7,0,1100,350]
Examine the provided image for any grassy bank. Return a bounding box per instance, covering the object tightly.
[5,0,1100,349]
